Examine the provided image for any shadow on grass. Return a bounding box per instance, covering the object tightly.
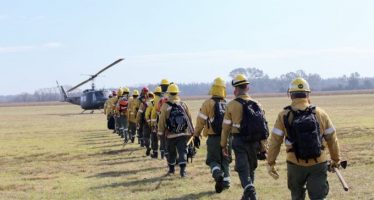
[91,176,165,190]
[89,143,123,149]
[96,157,147,166]
[87,167,164,178]
[167,191,216,200]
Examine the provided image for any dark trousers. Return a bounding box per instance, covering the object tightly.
[167,136,188,166]
[232,136,258,198]
[143,123,151,149]
[206,136,231,182]
[287,161,329,200]
[151,131,159,152]
[128,122,136,139]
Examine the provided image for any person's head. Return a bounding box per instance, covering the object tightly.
[108,94,113,98]
[231,74,250,97]
[132,89,139,98]
[141,87,149,96]
[154,86,162,97]
[167,83,180,97]
[288,77,311,100]
[209,77,226,98]
[117,87,124,97]
[122,87,130,97]
[112,90,117,97]
[160,79,170,93]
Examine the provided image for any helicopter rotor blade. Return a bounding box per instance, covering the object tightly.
[67,58,124,92]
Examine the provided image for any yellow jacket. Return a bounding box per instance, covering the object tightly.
[145,100,155,125]
[157,95,192,139]
[267,98,340,167]
[150,94,163,127]
[220,94,267,151]
[104,98,111,116]
[127,97,138,123]
[136,98,152,125]
[194,96,226,137]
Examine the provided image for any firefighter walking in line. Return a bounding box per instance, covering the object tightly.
[116,87,130,142]
[147,87,161,158]
[137,92,154,156]
[128,89,139,143]
[113,87,123,134]
[220,74,269,200]
[193,77,231,193]
[151,79,171,159]
[158,84,193,177]
[104,91,116,131]
[133,87,149,147]
[266,77,341,200]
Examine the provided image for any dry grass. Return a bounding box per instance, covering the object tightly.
[0,94,373,199]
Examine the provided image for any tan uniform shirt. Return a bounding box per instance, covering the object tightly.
[127,97,138,123]
[220,94,267,151]
[157,95,192,139]
[194,96,226,137]
[145,100,155,125]
[267,98,340,167]
[150,95,162,127]
[136,99,149,124]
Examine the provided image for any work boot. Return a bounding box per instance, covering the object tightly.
[160,151,165,159]
[241,185,256,200]
[213,169,224,193]
[223,180,230,190]
[180,164,187,178]
[131,136,135,143]
[124,138,128,143]
[167,165,175,176]
[140,140,145,147]
[151,151,158,159]
[146,148,151,156]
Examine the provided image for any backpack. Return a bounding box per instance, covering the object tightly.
[235,98,269,142]
[209,97,226,135]
[118,98,128,112]
[166,102,188,134]
[284,106,323,162]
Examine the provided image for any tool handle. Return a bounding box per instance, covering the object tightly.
[335,168,349,191]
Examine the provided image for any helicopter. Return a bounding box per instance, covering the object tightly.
[57,58,124,113]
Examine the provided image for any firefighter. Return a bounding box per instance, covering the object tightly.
[151,79,171,159]
[193,77,231,193]
[147,87,162,158]
[220,74,268,200]
[158,84,193,177]
[116,87,130,141]
[266,77,340,200]
[133,87,149,147]
[137,92,154,155]
[113,87,124,135]
[128,89,139,143]
[105,91,117,131]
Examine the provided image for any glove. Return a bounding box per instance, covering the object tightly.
[257,151,267,160]
[328,160,340,172]
[221,147,233,163]
[266,163,279,180]
[193,136,200,149]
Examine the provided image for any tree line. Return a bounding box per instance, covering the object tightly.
[1,68,373,103]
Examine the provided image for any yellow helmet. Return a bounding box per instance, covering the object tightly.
[167,84,180,94]
[148,92,155,100]
[213,77,226,88]
[289,77,311,93]
[160,79,170,85]
[154,86,162,93]
[132,89,139,96]
[117,87,124,97]
[123,87,130,94]
[232,74,250,87]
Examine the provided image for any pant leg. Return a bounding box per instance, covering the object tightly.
[123,116,129,140]
[306,162,329,200]
[167,138,177,166]
[222,136,232,182]
[287,162,308,200]
[151,132,159,151]
[138,124,144,145]
[232,137,257,199]
[160,135,167,156]
[176,136,188,166]
[206,136,225,178]
[143,124,151,149]
[129,122,136,139]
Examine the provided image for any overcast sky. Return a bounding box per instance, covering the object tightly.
[1,0,374,95]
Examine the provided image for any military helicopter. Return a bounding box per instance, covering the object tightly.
[57,58,124,113]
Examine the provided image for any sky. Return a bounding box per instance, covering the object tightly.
[1,0,374,95]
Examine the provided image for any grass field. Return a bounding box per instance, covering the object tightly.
[1,94,373,200]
